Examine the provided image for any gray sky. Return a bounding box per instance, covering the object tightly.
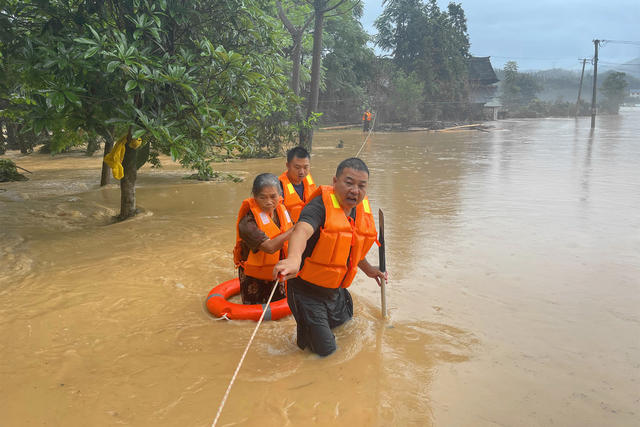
[361,0,640,71]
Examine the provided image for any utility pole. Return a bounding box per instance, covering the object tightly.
[575,58,587,117]
[590,39,600,129]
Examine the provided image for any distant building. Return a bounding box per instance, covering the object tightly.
[468,56,501,120]
[630,89,640,98]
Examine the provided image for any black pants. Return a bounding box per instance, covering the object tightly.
[287,279,353,357]
[363,121,370,132]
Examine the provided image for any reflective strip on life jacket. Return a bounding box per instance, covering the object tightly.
[298,186,378,289]
[278,172,317,222]
[233,198,293,280]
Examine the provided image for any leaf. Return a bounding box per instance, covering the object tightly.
[170,146,178,161]
[74,38,97,45]
[150,28,160,42]
[136,141,150,170]
[132,128,146,139]
[125,80,137,92]
[33,121,44,135]
[88,25,100,41]
[84,46,99,59]
[63,91,81,107]
[52,92,65,109]
[107,61,120,73]
[246,72,264,82]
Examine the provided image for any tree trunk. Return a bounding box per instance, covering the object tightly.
[308,7,324,115]
[118,131,138,220]
[300,8,325,151]
[100,132,114,186]
[7,122,20,150]
[17,125,33,154]
[291,32,303,96]
[0,119,5,154]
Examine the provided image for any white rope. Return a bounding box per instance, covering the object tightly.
[211,279,280,427]
[355,111,377,158]
[213,313,230,321]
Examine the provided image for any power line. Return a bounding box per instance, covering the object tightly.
[601,40,640,46]
[482,55,570,61]
[598,61,640,66]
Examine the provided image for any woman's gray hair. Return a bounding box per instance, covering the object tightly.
[251,173,282,197]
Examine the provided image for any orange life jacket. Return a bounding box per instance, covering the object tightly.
[363,111,372,121]
[298,186,378,289]
[233,198,293,280]
[278,172,317,223]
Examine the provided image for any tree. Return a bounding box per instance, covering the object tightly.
[299,0,358,150]
[600,71,627,114]
[318,2,375,123]
[6,0,292,220]
[500,61,542,108]
[389,71,425,125]
[375,0,471,120]
[0,1,43,155]
[275,0,315,97]
[375,0,425,73]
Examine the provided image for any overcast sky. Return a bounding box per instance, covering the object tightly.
[361,0,640,71]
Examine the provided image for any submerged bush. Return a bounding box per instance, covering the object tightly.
[0,159,28,182]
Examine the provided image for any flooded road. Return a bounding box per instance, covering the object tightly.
[1,112,639,426]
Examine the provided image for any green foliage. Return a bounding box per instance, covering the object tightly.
[600,72,628,114]
[319,7,376,123]
[3,0,295,174]
[505,99,581,118]
[375,0,471,120]
[0,159,28,182]
[389,71,425,125]
[500,61,542,108]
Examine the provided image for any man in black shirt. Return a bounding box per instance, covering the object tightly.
[274,158,386,356]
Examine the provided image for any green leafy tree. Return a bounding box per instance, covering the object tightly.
[375,0,470,120]
[0,1,42,154]
[319,3,375,123]
[275,0,315,97]
[500,61,542,108]
[389,70,425,125]
[6,0,292,219]
[600,71,628,114]
[298,0,360,150]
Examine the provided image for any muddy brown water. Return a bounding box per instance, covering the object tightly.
[1,112,639,426]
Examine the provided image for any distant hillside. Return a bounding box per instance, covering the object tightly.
[600,57,640,79]
[494,67,640,102]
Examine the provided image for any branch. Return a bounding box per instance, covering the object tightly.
[322,0,350,14]
[276,1,297,35]
[302,12,315,31]
[325,0,359,18]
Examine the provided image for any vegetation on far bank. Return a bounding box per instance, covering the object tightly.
[1,1,634,217]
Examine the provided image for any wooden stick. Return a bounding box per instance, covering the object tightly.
[378,209,387,319]
[15,165,33,174]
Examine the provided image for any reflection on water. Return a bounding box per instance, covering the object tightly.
[1,111,639,426]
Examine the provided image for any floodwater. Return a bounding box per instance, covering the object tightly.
[1,112,639,426]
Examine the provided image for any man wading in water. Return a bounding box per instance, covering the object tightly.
[274,158,387,356]
[278,146,316,223]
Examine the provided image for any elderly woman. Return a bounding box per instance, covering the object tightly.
[233,173,294,304]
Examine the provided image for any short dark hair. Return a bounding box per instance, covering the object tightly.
[336,157,369,178]
[287,146,310,163]
[252,173,282,197]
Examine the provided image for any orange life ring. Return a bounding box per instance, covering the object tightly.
[205,278,291,321]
